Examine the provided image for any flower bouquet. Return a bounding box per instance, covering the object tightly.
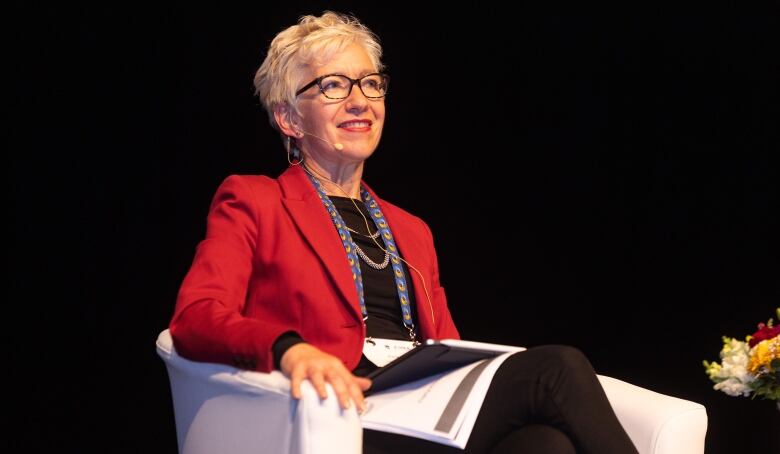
[703,308,780,406]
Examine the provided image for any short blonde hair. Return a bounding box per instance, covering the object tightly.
[254,11,384,130]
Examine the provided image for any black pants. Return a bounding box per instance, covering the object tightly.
[364,345,638,454]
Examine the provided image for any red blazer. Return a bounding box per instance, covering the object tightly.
[170,165,459,372]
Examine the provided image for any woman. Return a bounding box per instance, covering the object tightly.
[170,11,638,454]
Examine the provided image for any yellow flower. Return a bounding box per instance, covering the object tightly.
[748,336,780,375]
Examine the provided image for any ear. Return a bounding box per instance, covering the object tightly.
[273,103,302,138]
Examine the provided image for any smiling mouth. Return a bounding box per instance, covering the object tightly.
[338,120,372,129]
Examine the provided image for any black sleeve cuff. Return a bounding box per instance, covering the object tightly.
[272,331,305,370]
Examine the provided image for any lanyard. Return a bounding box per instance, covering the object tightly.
[306,173,416,341]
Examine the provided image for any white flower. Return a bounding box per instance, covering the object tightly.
[713,377,753,397]
[704,337,757,397]
[719,337,756,385]
[720,337,750,358]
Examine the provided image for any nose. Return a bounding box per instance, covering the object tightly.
[344,83,369,114]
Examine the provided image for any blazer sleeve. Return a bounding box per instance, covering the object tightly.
[169,175,291,372]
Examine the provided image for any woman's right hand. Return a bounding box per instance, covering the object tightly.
[280,343,372,412]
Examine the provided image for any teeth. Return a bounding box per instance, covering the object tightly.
[340,121,369,128]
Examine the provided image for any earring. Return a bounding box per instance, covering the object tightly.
[286,135,303,166]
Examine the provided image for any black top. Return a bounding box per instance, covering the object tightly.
[272,195,419,375]
[330,196,419,341]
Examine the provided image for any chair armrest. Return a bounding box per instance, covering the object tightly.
[294,378,362,454]
[598,375,707,454]
[156,329,361,454]
[156,329,291,395]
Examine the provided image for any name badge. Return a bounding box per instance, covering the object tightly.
[363,337,416,367]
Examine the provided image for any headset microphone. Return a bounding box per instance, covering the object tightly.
[297,130,344,151]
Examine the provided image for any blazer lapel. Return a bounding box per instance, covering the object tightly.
[279,166,363,324]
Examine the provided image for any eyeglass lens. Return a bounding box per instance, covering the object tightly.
[320,74,387,99]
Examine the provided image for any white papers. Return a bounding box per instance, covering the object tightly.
[360,339,525,449]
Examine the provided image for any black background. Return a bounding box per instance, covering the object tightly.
[9,3,779,453]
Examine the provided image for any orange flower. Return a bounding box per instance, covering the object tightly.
[748,336,780,375]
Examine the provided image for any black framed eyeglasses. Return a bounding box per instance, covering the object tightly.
[295,73,389,100]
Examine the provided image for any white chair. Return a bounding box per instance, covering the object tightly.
[156,329,707,454]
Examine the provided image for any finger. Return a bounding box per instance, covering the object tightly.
[290,369,303,400]
[355,377,372,391]
[347,381,366,412]
[326,373,351,410]
[309,369,328,400]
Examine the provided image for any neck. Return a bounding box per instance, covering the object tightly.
[302,158,364,199]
